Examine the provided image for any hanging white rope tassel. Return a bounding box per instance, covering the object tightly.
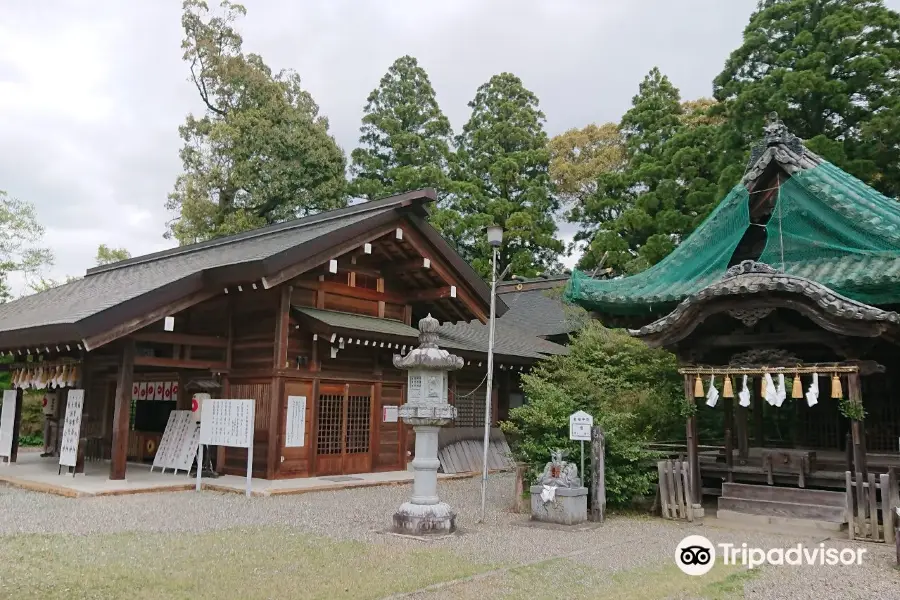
[775,374,786,407]
[806,373,819,407]
[738,375,751,408]
[706,374,719,408]
[764,373,777,406]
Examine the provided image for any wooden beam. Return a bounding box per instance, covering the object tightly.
[274,286,291,370]
[133,355,227,371]
[410,286,456,302]
[132,332,228,348]
[82,289,219,352]
[399,227,488,322]
[110,339,135,480]
[261,223,399,290]
[382,257,431,275]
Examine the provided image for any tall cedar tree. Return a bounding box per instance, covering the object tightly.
[350,56,453,201]
[714,0,900,197]
[450,73,563,279]
[166,0,346,245]
[576,69,724,274]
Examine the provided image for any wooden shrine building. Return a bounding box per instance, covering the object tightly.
[0,189,565,480]
[567,116,900,531]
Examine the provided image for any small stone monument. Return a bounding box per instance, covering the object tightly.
[531,449,588,525]
[392,314,464,536]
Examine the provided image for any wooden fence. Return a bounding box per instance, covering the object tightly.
[657,459,694,522]
[845,468,899,543]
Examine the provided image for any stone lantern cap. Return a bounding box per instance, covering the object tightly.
[393,314,464,372]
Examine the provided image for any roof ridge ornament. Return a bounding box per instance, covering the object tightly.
[723,260,778,279]
[745,112,807,174]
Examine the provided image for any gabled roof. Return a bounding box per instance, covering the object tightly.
[566,117,900,315]
[0,190,500,350]
[294,306,567,361]
[497,275,581,338]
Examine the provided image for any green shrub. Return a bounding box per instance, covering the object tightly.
[501,322,684,506]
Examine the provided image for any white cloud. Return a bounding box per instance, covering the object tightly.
[3,0,895,292]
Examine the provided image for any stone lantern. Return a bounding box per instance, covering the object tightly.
[392,314,464,535]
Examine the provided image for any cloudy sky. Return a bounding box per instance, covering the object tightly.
[3,0,895,293]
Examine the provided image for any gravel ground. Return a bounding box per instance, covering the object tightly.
[1,474,898,599]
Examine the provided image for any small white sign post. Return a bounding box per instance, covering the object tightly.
[198,399,255,497]
[59,389,85,475]
[569,410,594,483]
[0,390,17,463]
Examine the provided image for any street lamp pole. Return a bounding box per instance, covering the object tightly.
[480,226,503,524]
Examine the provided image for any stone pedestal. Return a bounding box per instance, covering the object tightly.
[391,315,463,537]
[530,485,588,525]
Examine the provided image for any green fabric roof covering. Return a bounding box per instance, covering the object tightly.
[566,160,900,314]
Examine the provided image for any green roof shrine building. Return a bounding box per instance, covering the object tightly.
[567,116,900,532]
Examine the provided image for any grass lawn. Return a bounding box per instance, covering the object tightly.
[0,526,760,600]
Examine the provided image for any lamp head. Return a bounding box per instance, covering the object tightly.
[486,225,503,247]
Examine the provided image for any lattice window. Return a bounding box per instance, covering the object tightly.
[453,388,485,428]
[317,394,343,455]
[346,394,370,454]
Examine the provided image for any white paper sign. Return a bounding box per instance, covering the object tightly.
[0,390,17,459]
[152,410,181,471]
[285,396,306,448]
[59,389,85,468]
[382,405,399,423]
[200,399,254,448]
[197,399,256,497]
[174,421,202,472]
[569,410,594,441]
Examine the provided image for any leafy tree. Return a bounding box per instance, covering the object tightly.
[448,73,563,278]
[574,70,725,273]
[714,0,900,196]
[96,244,131,266]
[0,191,53,301]
[349,56,454,202]
[501,322,684,506]
[548,122,625,217]
[166,0,346,245]
[28,275,81,295]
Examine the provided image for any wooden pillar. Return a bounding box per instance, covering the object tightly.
[8,388,23,463]
[590,425,606,523]
[735,405,749,459]
[684,376,701,505]
[268,285,291,479]
[848,372,867,478]
[753,378,765,446]
[110,339,135,480]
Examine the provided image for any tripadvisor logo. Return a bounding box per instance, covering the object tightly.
[675,535,716,576]
[675,535,867,575]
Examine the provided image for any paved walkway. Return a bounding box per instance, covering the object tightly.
[0,452,470,497]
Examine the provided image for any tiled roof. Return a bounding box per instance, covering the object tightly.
[293,306,567,360]
[0,191,447,348]
[1,213,382,332]
[497,287,580,338]
[567,124,900,313]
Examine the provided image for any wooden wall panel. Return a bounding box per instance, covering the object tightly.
[323,292,378,317]
[278,380,313,477]
[383,303,405,321]
[377,383,404,470]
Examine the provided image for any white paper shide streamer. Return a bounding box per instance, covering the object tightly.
[764,373,777,406]
[774,374,786,407]
[738,374,751,408]
[806,373,819,407]
[705,375,719,408]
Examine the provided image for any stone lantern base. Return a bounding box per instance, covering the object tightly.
[393,501,457,535]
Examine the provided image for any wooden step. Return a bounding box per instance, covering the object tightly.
[715,509,845,533]
[717,497,847,523]
[721,483,846,507]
